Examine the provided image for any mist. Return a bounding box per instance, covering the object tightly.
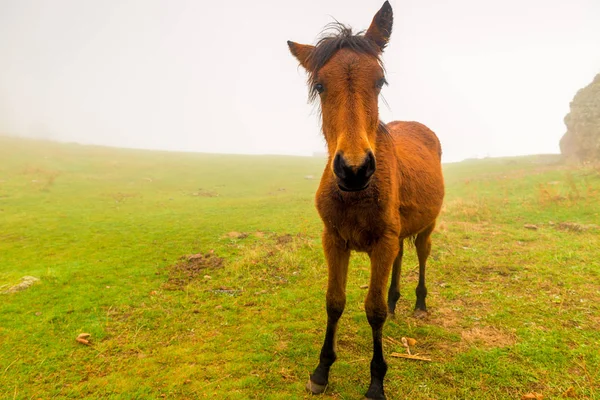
[1,0,599,162]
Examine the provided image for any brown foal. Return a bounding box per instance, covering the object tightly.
[288,2,445,398]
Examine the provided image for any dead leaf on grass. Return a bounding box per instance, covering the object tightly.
[76,333,91,345]
[521,392,543,400]
[563,387,576,398]
[280,367,296,380]
[400,337,417,354]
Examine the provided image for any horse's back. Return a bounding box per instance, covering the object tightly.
[386,121,444,237]
[387,121,441,161]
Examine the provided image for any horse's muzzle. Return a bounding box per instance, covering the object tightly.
[333,151,376,192]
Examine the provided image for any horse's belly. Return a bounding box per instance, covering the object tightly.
[399,207,438,237]
[398,192,443,237]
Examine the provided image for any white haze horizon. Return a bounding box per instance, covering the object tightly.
[1,0,599,163]
[0,132,569,164]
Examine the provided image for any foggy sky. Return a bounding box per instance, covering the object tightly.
[1,0,599,162]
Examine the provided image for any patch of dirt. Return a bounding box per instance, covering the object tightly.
[270,232,312,248]
[554,222,598,232]
[225,231,248,239]
[461,326,516,348]
[275,234,293,245]
[406,297,517,356]
[191,188,219,197]
[267,188,287,195]
[106,192,140,203]
[164,252,224,289]
[426,306,464,329]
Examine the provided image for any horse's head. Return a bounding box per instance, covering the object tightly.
[288,2,393,192]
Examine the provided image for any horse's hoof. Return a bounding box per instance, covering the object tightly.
[306,379,327,395]
[413,309,428,319]
[364,393,387,399]
[365,383,386,399]
[364,392,387,400]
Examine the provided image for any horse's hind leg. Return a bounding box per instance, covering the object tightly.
[387,239,404,315]
[414,222,435,313]
[307,231,350,394]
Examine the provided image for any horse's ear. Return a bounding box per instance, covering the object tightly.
[365,1,393,52]
[287,41,315,70]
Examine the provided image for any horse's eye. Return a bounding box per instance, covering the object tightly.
[314,83,325,94]
[376,78,387,89]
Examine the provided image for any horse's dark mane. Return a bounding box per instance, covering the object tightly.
[306,22,383,102]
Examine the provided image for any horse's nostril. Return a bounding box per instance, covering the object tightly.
[333,153,347,180]
[363,151,376,179]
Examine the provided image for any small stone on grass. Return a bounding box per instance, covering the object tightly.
[2,276,40,294]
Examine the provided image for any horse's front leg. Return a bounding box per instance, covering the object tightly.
[365,235,399,399]
[306,231,350,394]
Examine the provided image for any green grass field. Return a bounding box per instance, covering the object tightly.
[1,136,599,399]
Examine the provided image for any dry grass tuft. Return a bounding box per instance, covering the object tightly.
[460,326,516,348]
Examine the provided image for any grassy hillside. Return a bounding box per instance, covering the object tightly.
[1,136,599,399]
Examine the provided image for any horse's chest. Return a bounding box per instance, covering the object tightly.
[317,198,387,251]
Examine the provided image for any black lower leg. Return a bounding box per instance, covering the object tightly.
[365,325,388,399]
[415,274,427,311]
[415,226,433,312]
[365,237,397,399]
[310,305,343,387]
[387,241,403,314]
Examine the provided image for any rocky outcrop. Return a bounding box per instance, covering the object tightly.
[560,74,600,162]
